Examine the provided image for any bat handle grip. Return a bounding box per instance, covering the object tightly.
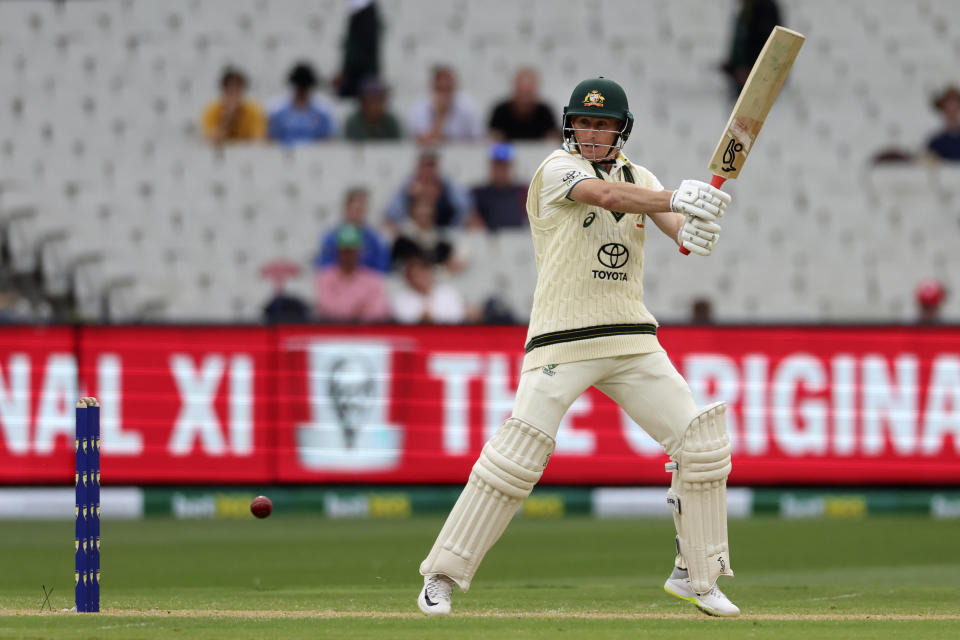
[678,175,727,255]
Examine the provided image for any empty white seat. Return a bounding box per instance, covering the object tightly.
[1,0,957,322]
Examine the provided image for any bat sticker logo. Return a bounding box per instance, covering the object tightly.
[721,138,744,172]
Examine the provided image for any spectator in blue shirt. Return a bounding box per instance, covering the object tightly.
[467,142,528,231]
[927,85,960,161]
[316,187,391,272]
[268,62,337,145]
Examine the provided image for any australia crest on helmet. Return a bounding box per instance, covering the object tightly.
[583,90,605,107]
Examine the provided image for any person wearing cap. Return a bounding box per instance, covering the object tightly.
[344,77,402,141]
[467,142,528,230]
[314,224,390,322]
[927,85,960,161]
[316,187,391,272]
[916,278,947,324]
[201,66,266,144]
[267,61,337,146]
[261,260,310,324]
[384,150,472,229]
[408,65,483,144]
[488,68,559,141]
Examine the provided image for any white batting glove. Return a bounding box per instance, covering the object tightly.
[670,180,731,221]
[678,216,722,256]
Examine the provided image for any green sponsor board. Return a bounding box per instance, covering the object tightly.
[142,487,960,520]
[931,494,960,518]
[144,487,592,519]
[752,489,960,518]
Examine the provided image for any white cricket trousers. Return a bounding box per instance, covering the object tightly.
[514,351,698,457]
[418,350,700,590]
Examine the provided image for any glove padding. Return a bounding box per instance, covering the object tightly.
[669,180,731,221]
[678,216,722,256]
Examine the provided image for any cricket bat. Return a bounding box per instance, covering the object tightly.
[680,25,805,254]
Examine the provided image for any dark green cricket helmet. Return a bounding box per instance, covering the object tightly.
[562,77,634,155]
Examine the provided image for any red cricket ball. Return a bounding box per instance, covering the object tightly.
[250,495,273,519]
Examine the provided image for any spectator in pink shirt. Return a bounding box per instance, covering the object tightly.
[315,225,390,322]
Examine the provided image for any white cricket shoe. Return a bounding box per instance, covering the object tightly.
[417,573,455,616]
[663,566,740,617]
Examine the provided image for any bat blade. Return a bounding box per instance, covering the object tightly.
[708,25,805,180]
[679,26,804,255]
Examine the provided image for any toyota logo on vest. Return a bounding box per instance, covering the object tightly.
[597,243,629,269]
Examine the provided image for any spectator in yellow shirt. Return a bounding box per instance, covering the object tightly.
[201,67,266,144]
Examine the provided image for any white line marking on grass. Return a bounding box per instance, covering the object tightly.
[97,623,149,630]
[806,593,861,601]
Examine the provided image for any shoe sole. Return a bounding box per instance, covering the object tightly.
[663,584,738,618]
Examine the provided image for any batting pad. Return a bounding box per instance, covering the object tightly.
[666,401,734,595]
[420,418,555,591]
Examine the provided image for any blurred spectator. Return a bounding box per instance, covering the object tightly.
[261,260,310,324]
[488,68,559,141]
[468,142,528,230]
[268,62,337,146]
[391,197,459,270]
[385,150,472,228]
[315,225,390,322]
[481,296,517,324]
[334,0,382,98]
[408,65,483,144]
[915,278,946,324]
[201,66,266,144]
[927,85,960,161]
[691,298,714,324]
[871,148,915,164]
[344,78,402,141]
[317,187,391,273]
[722,0,782,94]
[0,283,43,322]
[390,251,466,324]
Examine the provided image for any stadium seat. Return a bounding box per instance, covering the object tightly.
[1,0,956,323]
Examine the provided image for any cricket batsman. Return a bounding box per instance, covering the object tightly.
[416,77,739,617]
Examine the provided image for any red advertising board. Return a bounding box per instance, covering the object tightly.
[1,325,958,485]
[0,326,78,483]
[76,327,275,484]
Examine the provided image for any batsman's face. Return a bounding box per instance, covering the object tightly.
[572,116,620,161]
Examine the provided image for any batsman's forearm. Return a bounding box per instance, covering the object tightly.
[601,183,673,214]
[570,179,673,215]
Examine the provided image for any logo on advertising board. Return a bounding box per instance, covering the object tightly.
[293,341,402,471]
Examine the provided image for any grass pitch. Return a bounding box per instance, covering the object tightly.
[1,514,959,639]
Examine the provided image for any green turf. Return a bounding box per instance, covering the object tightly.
[2,515,959,639]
